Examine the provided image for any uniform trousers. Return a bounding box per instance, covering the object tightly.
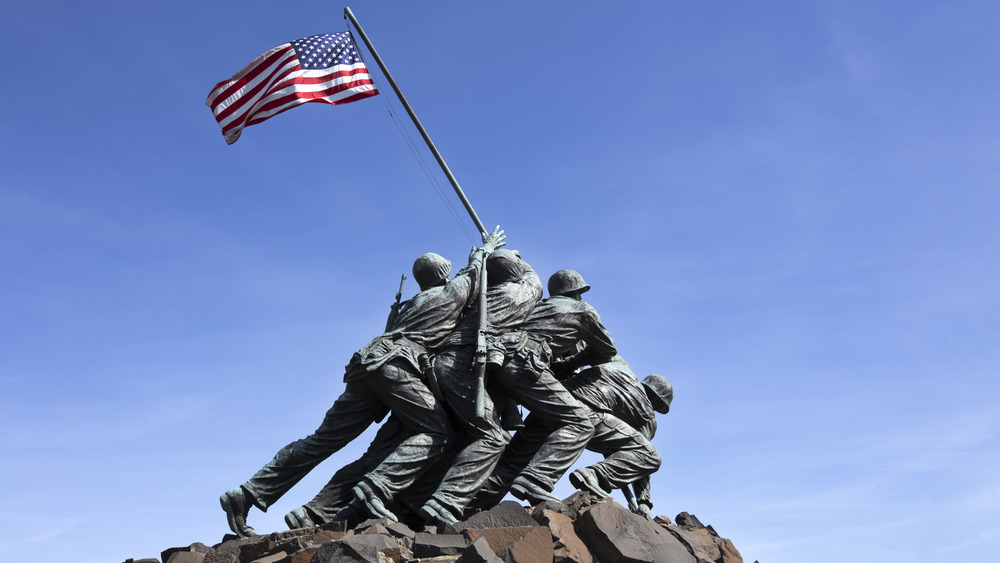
[241,358,452,511]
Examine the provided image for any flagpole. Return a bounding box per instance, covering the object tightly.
[344,6,487,236]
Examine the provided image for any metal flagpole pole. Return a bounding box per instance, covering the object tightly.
[346,6,493,419]
[344,6,488,236]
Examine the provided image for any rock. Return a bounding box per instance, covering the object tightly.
[348,534,403,563]
[383,521,416,550]
[505,526,553,563]
[576,502,695,563]
[715,536,744,563]
[203,538,240,563]
[670,513,743,563]
[311,534,401,563]
[384,522,416,541]
[461,526,553,563]
[311,530,347,545]
[462,527,536,556]
[454,501,538,531]
[162,543,213,563]
[237,536,277,562]
[288,546,319,563]
[166,553,208,563]
[361,523,391,536]
[530,501,578,522]
[413,531,470,557]
[674,513,705,529]
[241,536,305,563]
[129,502,745,563]
[665,527,719,563]
[561,492,610,515]
[202,529,316,563]
[202,552,238,563]
[457,537,504,563]
[533,510,591,563]
[354,518,393,535]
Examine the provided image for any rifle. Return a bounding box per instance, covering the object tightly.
[622,484,639,513]
[384,274,407,333]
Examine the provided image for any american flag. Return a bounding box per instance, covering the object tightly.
[206,32,379,144]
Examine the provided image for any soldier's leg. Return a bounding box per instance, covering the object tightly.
[353,358,454,511]
[496,362,595,501]
[239,381,386,512]
[573,412,661,494]
[393,432,463,521]
[468,413,548,511]
[421,346,510,524]
[222,381,385,536]
[290,416,409,526]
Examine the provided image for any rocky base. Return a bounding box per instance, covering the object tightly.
[125,493,746,563]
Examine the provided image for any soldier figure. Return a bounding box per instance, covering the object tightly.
[562,358,672,517]
[417,248,543,525]
[476,269,616,507]
[629,373,673,516]
[219,229,505,537]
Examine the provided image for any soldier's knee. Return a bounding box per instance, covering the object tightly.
[410,430,452,452]
[573,415,596,441]
[646,445,662,472]
[481,427,510,450]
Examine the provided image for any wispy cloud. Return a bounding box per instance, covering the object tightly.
[937,526,1000,553]
[744,516,921,553]
[0,520,77,549]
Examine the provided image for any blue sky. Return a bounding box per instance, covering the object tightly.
[2,1,998,561]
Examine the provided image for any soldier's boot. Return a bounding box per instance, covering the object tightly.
[419,498,460,526]
[284,506,317,530]
[220,486,258,537]
[351,482,399,522]
[509,477,560,506]
[569,467,612,498]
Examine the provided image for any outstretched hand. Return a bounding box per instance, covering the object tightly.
[481,225,506,254]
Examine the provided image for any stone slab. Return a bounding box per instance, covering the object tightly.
[455,501,538,532]
[576,502,695,563]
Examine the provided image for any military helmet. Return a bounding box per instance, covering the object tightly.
[548,269,591,298]
[642,374,673,414]
[412,252,451,290]
[486,249,522,285]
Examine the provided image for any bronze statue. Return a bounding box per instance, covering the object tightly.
[220,229,505,537]
[563,358,669,516]
[476,269,617,506]
[416,249,543,525]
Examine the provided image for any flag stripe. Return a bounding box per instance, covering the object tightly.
[220,72,375,136]
[242,89,379,130]
[244,83,378,126]
[212,52,300,126]
[214,62,300,129]
[207,45,295,108]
